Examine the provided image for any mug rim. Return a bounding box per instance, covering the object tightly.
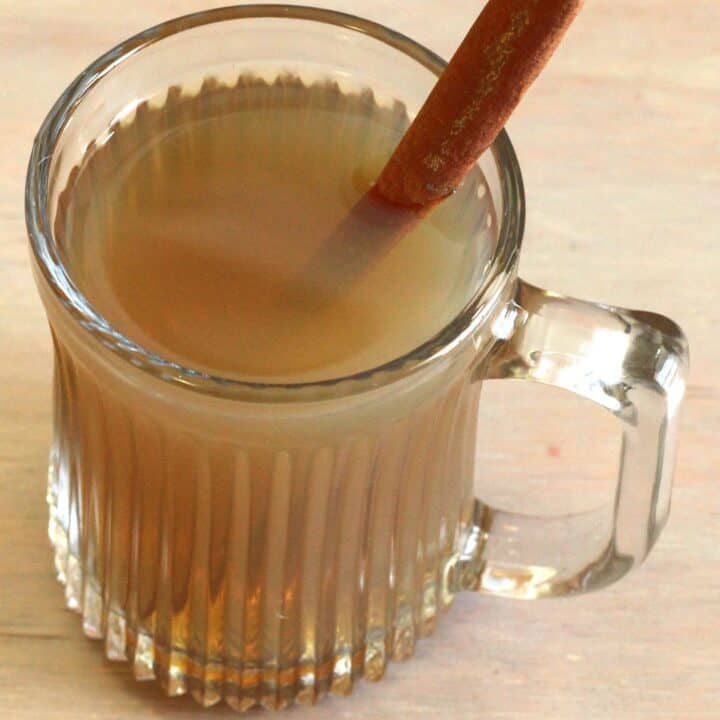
[25,4,525,402]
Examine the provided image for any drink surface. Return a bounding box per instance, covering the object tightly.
[57,76,492,382]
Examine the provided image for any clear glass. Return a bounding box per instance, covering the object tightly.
[25,5,689,712]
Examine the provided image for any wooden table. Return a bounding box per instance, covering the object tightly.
[1,1,718,717]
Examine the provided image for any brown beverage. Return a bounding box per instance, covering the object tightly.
[57,76,492,382]
[49,75,493,708]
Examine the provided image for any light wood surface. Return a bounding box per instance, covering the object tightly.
[1,1,718,718]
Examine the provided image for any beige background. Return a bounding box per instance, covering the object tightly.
[1,1,718,718]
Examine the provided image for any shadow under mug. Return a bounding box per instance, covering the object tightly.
[25,5,688,712]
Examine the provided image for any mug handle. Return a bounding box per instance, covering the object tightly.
[446,279,688,598]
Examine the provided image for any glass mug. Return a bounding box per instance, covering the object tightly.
[26,5,688,712]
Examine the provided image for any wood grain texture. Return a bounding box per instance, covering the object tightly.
[1,1,718,718]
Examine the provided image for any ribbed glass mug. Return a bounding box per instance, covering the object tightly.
[26,5,688,712]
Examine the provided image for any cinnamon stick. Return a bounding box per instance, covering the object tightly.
[303,0,583,297]
[376,0,583,208]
